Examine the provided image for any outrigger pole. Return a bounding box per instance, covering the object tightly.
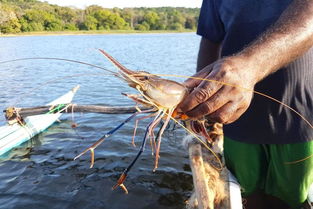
[3,104,152,122]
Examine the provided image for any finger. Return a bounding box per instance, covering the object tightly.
[183,63,213,88]
[185,88,228,119]
[206,102,245,124]
[180,75,223,113]
[226,107,247,124]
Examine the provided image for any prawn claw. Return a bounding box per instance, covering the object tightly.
[112,172,129,194]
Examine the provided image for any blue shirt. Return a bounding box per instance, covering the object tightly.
[197,0,313,144]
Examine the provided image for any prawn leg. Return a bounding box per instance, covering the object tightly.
[112,111,164,193]
[112,120,153,193]
[148,111,166,155]
[74,109,154,168]
[131,112,158,147]
[153,108,175,172]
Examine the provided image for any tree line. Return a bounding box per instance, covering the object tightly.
[0,0,200,34]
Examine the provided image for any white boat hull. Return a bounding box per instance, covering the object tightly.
[0,86,79,156]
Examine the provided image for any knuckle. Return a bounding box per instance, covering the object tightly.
[221,58,236,70]
[220,67,234,81]
[216,60,240,81]
[194,87,210,103]
[202,101,214,114]
[237,95,251,110]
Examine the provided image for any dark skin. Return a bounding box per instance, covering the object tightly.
[179,0,313,208]
[179,0,313,124]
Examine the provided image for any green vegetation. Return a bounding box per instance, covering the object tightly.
[0,0,199,34]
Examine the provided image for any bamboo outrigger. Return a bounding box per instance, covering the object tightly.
[3,104,150,120]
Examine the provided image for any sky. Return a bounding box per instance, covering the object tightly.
[41,0,202,9]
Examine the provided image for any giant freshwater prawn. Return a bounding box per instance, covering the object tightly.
[0,49,312,194]
[74,49,221,193]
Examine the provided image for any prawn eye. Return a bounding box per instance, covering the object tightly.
[144,76,149,80]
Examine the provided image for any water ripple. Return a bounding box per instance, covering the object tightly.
[0,33,200,209]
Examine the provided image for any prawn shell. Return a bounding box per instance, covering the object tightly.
[145,79,188,108]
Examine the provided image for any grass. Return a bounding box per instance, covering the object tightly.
[0,29,196,37]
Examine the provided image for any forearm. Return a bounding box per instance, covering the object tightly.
[180,0,313,121]
[196,37,220,72]
[238,0,313,82]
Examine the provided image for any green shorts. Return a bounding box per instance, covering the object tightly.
[224,137,313,209]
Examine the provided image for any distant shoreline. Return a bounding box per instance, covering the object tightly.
[0,29,196,37]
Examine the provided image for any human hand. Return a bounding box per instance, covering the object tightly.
[179,56,257,124]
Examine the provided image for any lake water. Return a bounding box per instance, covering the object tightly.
[0,33,201,209]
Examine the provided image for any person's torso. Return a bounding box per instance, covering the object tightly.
[214,0,313,144]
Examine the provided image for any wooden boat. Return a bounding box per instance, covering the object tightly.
[0,86,79,156]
